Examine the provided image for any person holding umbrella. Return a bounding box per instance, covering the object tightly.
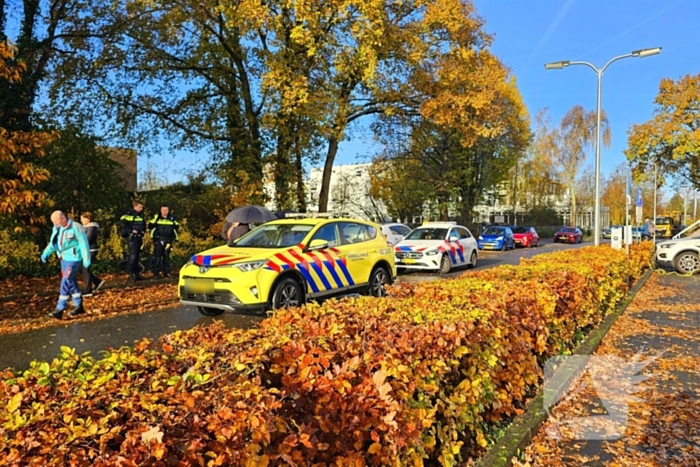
[224,222,250,245]
[222,205,277,246]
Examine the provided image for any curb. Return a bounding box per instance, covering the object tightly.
[475,268,654,467]
[0,277,178,303]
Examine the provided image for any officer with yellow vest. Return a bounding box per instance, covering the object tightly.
[120,200,147,282]
[149,204,179,278]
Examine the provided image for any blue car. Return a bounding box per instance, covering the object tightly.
[478,226,515,251]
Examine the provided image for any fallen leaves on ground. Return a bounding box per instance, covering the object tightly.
[512,273,700,466]
[0,272,137,298]
[0,283,179,335]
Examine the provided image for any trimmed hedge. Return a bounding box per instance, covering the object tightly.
[0,243,653,466]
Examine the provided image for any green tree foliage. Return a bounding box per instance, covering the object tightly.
[369,157,430,223]
[0,0,83,132]
[39,126,128,221]
[625,73,700,188]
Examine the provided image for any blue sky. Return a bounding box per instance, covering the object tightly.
[150,0,699,185]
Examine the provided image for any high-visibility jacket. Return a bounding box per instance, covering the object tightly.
[149,214,179,242]
[42,219,91,264]
[120,208,147,238]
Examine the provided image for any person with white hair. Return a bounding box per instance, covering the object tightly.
[40,210,91,319]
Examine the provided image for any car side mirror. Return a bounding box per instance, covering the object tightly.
[449,235,459,243]
[308,239,329,251]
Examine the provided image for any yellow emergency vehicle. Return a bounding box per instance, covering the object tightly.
[179,216,395,315]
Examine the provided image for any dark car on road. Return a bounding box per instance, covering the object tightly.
[553,226,583,244]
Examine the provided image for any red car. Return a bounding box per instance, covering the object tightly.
[553,226,583,244]
[511,226,540,247]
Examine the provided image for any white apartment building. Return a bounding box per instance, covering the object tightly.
[305,163,389,221]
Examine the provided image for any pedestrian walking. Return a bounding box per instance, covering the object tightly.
[120,200,147,282]
[148,204,179,278]
[642,216,656,241]
[40,211,91,319]
[80,212,106,296]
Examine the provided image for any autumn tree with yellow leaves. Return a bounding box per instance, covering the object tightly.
[0,43,55,233]
[370,0,531,223]
[625,73,700,188]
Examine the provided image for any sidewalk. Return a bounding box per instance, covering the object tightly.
[513,273,700,466]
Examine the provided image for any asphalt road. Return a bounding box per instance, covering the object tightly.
[0,239,588,371]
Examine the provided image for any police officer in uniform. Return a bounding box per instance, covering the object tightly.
[120,200,146,282]
[149,204,179,278]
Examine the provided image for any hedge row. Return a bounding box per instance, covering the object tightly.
[0,221,219,279]
[0,243,653,466]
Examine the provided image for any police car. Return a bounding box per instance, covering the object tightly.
[179,215,396,315]
[393,222,478,273]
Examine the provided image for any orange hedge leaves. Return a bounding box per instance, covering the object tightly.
[0,243,653,466]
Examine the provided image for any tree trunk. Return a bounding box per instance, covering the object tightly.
[570,184,577,227]
[318,135,339,212]
[294,149,306,212]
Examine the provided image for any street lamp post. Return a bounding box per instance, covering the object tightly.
[653,163,657,243]
[545,47,661,246]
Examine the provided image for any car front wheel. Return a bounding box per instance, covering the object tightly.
[674,251,699,275]
[197,306,224,316]
[468,250,477,268]
[439,254,452,274]
[271,277,303,309]
[368,266,391,297]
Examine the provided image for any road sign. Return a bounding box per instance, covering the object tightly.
[636,206,643,224]
[636,187,643,207]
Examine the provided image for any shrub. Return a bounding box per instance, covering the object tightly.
[0,243,654,465]
[0,230,56,279]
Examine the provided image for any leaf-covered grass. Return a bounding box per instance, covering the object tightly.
[0,243,653,466]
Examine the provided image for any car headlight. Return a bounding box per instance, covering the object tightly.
[478,236,483,240]
[660,243,675,249]
[222,260,267,272]
[497,236,504,241]
[425,250,439,256]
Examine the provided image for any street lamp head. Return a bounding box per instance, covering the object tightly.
[632,47,662,58]
[544,60,570,70]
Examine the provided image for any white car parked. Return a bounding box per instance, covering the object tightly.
[394,221,478,273]
[655,235,700,274]
[381,222,412,246]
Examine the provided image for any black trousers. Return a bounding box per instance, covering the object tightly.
[128,236,143,274]
[82,250,102,292]
[153,239,171,275]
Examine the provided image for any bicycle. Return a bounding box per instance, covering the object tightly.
[117,254,156,274]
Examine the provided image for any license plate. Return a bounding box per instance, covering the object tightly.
[514,240,521,244]
[484,245,493,250]
[185,279,215,294]
[400,258,416,264]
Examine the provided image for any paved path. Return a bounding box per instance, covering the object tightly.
[515,273,700,466]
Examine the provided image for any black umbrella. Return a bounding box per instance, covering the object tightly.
[275,209,297,219]
[225,205,277,224]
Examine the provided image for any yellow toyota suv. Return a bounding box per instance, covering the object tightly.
[179,217,396,315]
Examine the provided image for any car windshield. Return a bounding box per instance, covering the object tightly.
[559,227,576,233]
[482,227,504,236]
[404,227,448,241]
[511,227,530,234]
[233,223,313,248]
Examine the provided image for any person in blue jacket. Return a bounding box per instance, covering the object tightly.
[41,211,91,319]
